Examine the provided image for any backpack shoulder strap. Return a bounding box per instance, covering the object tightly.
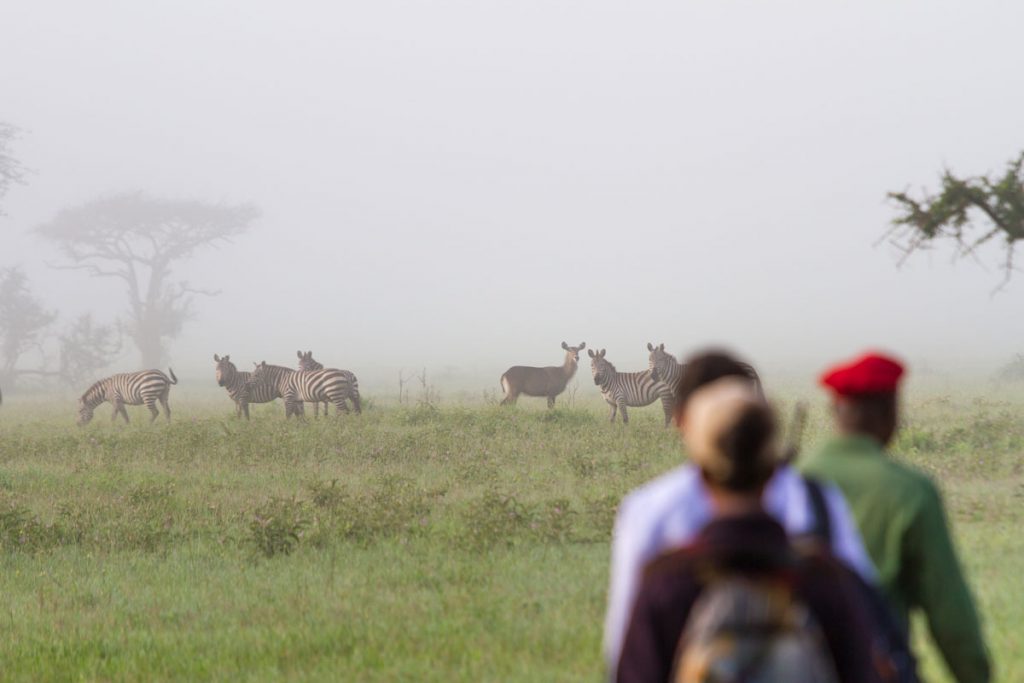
[803,477,833,545]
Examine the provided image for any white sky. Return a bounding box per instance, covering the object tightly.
[2,0,1023,388]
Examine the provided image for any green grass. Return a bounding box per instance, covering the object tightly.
[0,390,1020,681]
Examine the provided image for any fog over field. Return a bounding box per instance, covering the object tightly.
[3,0,1023,390]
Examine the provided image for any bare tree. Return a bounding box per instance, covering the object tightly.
[0,122,29,215]
[36,192,259,366]
[0,267,57,387]
[57,314,122,385]
[887,151,1024,290]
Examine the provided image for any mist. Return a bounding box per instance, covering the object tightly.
[3,0,1023,393]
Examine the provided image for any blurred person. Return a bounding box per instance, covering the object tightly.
[617,377,875,683]
[801,353,991,683]
[603,350,875,674]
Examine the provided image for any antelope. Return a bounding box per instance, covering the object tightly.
[500,341,586,408]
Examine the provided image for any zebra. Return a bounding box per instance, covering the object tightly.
[214,353,280,419]
[77,368,178,425]
[296,350,361,416]
[588,348,673,426]
[647,342,684,403]
[253,361,359,418]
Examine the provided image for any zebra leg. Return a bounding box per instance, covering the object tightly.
[351,392,361,415]
[313,401,320,418]
[660,394,674,427]
[146,399,160,423]
[114,400,130,424]
[160,396,171,422]
[608,402,618,422]
[241,400,250,420]
[325,400,334,415]
[335,398,350,415]
[618,400,629,425]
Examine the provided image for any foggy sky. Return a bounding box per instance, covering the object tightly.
[3,0,1023,389]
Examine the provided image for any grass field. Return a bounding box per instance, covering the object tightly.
[0,388,1021,682]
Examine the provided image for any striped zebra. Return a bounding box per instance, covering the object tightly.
[253,361,359,418]
[214,353,280,419]
[647,342,684,402]
[588,348,673,426]
[77,368,178,425]
[297,350,361,416]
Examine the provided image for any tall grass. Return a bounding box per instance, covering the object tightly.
[0,390,1020,681]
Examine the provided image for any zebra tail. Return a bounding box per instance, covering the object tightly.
[167,368,179,384]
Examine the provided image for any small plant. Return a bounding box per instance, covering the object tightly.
[248,497,309,558]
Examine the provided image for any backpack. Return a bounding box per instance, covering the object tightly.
[672,569,840,683]
[802,477,920,683]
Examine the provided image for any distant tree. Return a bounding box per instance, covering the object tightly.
[37,192,259,367]
[57,314,122,385]
[0,267,57,387]
[887,151,1024,290]
[0,122,29,215]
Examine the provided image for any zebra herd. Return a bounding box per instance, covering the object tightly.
[499,341,685,425]
[70,351,359,425]
[61,342,679,425]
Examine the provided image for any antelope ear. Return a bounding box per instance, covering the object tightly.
[561,341,568,350]
[587,349,596,358]
[214,354,220,362]
[578,342,586,349]
[647,343,653,352]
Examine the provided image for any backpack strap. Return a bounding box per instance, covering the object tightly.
[803,477,832,545]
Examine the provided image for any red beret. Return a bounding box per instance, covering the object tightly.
[820,352,905,396]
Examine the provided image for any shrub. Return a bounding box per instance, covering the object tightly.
[248,497,309,559]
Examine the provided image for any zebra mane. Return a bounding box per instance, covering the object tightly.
[82,379,106,402]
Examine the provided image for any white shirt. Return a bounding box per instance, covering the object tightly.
[603,463,876,673]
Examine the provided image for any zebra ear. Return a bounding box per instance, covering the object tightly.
[578,342,586,350]
[600,349,607,358]
[647,343,653,352]
[587,349,596,358]
[225,355,230,361]
[660,343,665,352]
[297,350,303,359]
[214,354,220,362]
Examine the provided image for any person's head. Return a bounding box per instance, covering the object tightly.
[682,377,778,510]
[674,349,764,426]
[820,352,904,446]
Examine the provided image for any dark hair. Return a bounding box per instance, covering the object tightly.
[674,350,764,419]
[708,402,777,492]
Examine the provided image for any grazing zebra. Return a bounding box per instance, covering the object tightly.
[214,354,280,419]
[253,361,359,418]
[77,368,178,425]
[647,342,684,401]
[589,349,673,426]
[296,350,361,415]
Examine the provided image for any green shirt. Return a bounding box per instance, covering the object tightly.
[802,435,991,683]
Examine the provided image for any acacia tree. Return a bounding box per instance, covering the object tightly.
[57,314,122,385]
[0,122,29,214]
[887,151,1024,290]
[37,192,259,367]
[0,267,57,386]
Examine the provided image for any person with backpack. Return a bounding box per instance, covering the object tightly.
[604,351,876,674]
[616,376,875,683]
[801,352,991,683]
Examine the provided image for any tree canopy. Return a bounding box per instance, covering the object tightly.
[36,192,259,367]
[887,152,1024,290]
[0,122,29,214]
